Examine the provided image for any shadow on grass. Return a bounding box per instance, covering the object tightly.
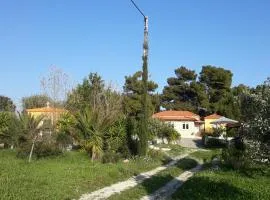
[131,158,199,198]
[171,176,254,200]
[220,164,270,179]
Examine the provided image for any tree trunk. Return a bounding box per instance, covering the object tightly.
[28,136,37,163]
[91,151,96,162]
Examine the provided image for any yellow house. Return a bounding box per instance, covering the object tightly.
[26,102,66,124]
[204,113,222,133]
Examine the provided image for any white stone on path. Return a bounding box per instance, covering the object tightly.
[79,151,195,200]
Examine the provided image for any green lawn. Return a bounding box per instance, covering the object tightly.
[172,156,270,200]
[154,144,188,157]
[189,149,221,163]
[0,150,167,200]
[108,158,198,200]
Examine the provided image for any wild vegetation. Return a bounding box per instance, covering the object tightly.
[172,152,270,200]
[0,66,269,199]
[0,150,167,200]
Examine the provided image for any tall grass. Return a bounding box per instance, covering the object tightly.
[0,150,164,200]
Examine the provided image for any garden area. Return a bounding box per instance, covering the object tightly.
[172,164,270,200]
[172,150,270,200]
[0,150,170,200]
[0,67,269,200]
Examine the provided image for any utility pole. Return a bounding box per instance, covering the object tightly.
[131,0,149,156]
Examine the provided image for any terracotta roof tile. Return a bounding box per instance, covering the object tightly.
[204,113,222,119]
[152,111,199,121]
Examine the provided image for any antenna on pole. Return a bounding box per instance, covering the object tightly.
[130,0,146,18]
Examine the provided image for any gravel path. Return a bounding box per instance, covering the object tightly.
[180,138,203,149]
[79,151,196,200]
[140,164,202,200]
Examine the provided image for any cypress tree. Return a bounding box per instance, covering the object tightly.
[138,16,149,156]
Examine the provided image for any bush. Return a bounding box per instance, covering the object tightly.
[203,136,227,148]
[226,128,237,137]
[212,127,225,137]
[16,142,32,158]
[160,125,180,143]
[0,112,19,148]
[56,132,73,150]
[34,141,62,158]
[102,151,122,163]
[17,140,62,159]
[147,149,164,158]
[148,119,180,144]
[147,149,172,164]
[221,137,248,169]
[105,117,130,158]
[126,117,139,155]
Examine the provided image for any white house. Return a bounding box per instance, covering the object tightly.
[152,111,203,138]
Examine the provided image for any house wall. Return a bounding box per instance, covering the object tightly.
[27,111,63,124]
[165,121,200,138]
[204,119,216,133]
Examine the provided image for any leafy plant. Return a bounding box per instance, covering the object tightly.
[104,117,129,156]
[148,119,180,144]
[0,112,19,148]
[56,112,76,149]
[240,78,270,163]
[75,108,104,160]
[102,151,122,163]
[17,112,45,162]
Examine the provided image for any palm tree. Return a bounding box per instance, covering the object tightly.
[74,107,117,161]
[18,112,44,162]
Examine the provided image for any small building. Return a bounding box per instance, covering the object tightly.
[152,111,203,138]
[204,114,222,133]
[26,102,66,125]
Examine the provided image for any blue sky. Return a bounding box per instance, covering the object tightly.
[1,0,270,107]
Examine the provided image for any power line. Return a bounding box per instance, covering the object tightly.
[130,0,146,18]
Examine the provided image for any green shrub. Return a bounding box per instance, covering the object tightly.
[56,132,73,149]
[147,149,172,164]
[126,117,139,155]
[17,140,62,159]
[148,119,180,144]
[212,127,225,137]
[16,142,32,158]
[56,112,76,145]
[203,136,227,148]
[34,141,62,158]
[102,151,122,163]
[147,149,163,158]
[226,128,237,137]
[222,137,248,169]
[0,112,19,148]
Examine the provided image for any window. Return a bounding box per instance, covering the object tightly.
[168,122,174,128]
[182,123,189,130]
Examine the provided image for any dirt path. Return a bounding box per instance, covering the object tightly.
[79,151,196,200]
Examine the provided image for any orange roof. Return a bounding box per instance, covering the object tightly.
[152,111,199,121]
[204,113,222,119]
[26,106,66,113]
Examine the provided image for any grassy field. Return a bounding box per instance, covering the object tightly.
[172,151,270,200]
[171,166,270,200]
[108,158,198,200]
[0,150,168,200]
[154,144,187,157]
[189,149,221,163]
